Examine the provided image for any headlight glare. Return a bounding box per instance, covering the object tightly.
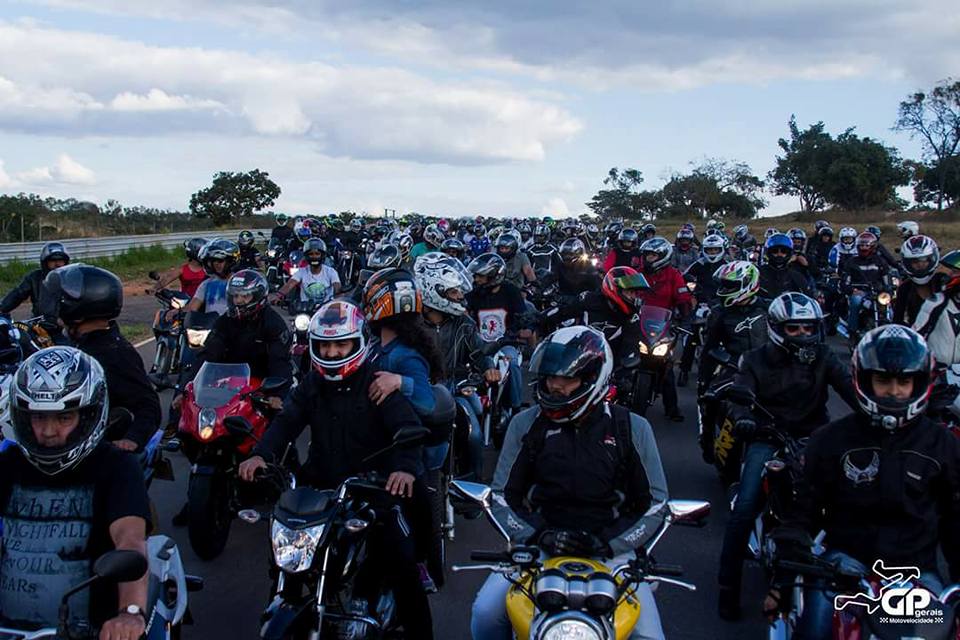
[638,342,649,355]
[540,617,603,640]
[186,329,210,347]
[294,314,311,332]
[652,343,670,357]
[877,292,891,306]
[272,520,324,573]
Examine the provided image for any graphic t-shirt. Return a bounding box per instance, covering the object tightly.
[0,444,150,630]
[195,277,229,315]
[467,284,526,342]
[292,265,341,303]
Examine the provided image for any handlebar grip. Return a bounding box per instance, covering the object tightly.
[471,550,512,563]
[650,563,683,577]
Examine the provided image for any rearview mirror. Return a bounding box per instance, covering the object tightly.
[667,500,711,526]
[450,480,492,509]
[93,550,148,583]
[148,271,160,281]
[260,377,287,393]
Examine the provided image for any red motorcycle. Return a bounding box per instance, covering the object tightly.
[174,362,286,560]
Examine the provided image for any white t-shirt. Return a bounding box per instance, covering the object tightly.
[292,265,340,303]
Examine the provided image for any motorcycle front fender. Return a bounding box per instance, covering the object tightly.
[260,595,315,640]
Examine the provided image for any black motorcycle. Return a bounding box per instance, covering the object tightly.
[146,275,192,378]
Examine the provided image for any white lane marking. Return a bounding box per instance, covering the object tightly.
[134,336,156,348]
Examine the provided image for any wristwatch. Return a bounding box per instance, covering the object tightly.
[120,604,147,623]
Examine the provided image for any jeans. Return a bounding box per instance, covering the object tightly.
[718,442,778,590]
[500,345,523,410]
[795,549,943,640]
[470,553,664,640]
[847,293,864,335]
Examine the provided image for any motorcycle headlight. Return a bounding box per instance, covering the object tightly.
[638,341,649,355]
[267,249,277,258]
[877,292,891,306]
[171,297,185,310]
[652,343,670,357]
[198,408,217,441]
[590,257,598,267]
[294,314,311,332]
[538,615,603,640]
[688,281,697,291]
[186,328,210,347]
[272,520,324,573]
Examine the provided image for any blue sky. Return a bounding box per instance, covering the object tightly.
[0,1,956,218]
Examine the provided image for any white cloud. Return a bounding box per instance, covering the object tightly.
[0,21,582,165]
[0,160,13,189]
[8,154,97,187]
[541,196,572,218]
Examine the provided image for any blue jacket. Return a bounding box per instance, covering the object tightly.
[372,338,436,416]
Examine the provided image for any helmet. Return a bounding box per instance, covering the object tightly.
[494,233,519,261]
[586,223,599,239]
[865,225,882,239]
[533,224,550,245]
[764,227,780,239]
[714,261,760,307]
[294,219,313,240]
[605,221,623,238]
[200,238,239,275]
[309,301,369,381]
[368,244,402,270]
[362,268,422,323]
[10,347,109,475]
[350,219,363,233]
[817,226,834,239]
[852,325,934,431]
[941,249,960,273]
[897,221,919,239]
[639,237,673,272]
[529,326,613,424]
[423,223,445,249]
[838,227,857,246]
[701,234,727,264]
[440,237,466,261]
[397,234,414,260]
[676,228,695,244]
[787,228,806,251]
[46,264,123,326]
[467,253,507,289]
[601,267,649,314]
[238,230,255,248]
[767,292,823,363]
[681,222,695,233]
[39,242,70,272]
[733,225,749,243]
[473,224,486,238]
[561,219,578,237]
[855,232,878,258]
[275,213,289,225]
[559,238,587,265]
[226,269,268,320]
[814,219,829,232]
[706,219,719,230]
[414,252,473,316]
[488,225,504,242]
[0,315,22,374]
[900,235,940,285]
[617,228,639,252]
[184,237,207,261]
[302,238,327,267]
[640,223,657,239]
[764,233,793,268]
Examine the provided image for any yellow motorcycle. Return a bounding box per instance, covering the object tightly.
[450,481,710,640]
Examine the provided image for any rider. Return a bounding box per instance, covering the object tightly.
[732,225,758,261]
[493,233,535,290]
[238,300,434,639]
[270,213,294,247]
[636,236,693,422]
[776,325,960,639]
[866,224,899,269]
[178,238,239,318]
[236,230,263,271]
[672,228,699,273]
[913,269,960,365]
[0,241,70,321]
[0,347,151,639]
[471,326,669,640]
[677,234,729,386]
[270,238,341,311]
[45,264,162,452]
[717,292,856,620]
[894,234,942,325]
[410,223,445,261]
[602,227,642,272]
[527,224,562,278]
[468,224,491,258]
[840,231,893,343]
[150,237,207,298]
[556,237,601,302]
[758,233,813,300]
[829,226,858,273]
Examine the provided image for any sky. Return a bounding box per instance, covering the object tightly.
[0,1,957,218]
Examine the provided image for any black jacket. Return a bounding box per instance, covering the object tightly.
[557,265,601,299]
[0,269,56,319]
[789,413,960,580]
[758,264,813,300]
[74,323,162,449]
[491,404,668,557]
[542,291,640,366]
[805,239,835,281]
[198,306,293,391]
[731,342,857,437]
[237,247,262,270]
[840,255,890,293]
[698,300,767,388]
[424,313,494,385]
[270,226,294,245]
[254,364,422,488]
[684,258,727,305]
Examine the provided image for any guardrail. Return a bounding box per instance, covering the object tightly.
[0,229,272,263]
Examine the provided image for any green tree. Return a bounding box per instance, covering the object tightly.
[768,116,833,212]
[660,159,765,219]
[819,131,909,210]
[189,169,281,225]
[894,78,960,210]
[910,155,960,208]
[586,167,649,219]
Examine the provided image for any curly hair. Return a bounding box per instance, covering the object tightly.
[373,315,445,382]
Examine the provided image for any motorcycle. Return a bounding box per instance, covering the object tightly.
[12,316,56,356]
[146,275,192,378]
[0,543,203,640]
[337,248,361,291]
[619,306,687,417]
[836,282,894,345]
[265,238,290,292]
[245,426,430,639]
[477,338,525,449]
[163,362,287,559]
[449,480,711,640]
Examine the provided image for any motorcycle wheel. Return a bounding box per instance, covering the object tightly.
[187,472,233,560]
[630,372,654,417]
[425,468,447,589]
[155,340,174,377]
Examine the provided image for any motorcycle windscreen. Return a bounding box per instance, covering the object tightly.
[193,362,251,409]
[640,306,672,342]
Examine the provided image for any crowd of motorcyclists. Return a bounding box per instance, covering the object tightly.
[1,210,960,639]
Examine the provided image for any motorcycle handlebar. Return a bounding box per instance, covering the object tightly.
[471,550,513,563]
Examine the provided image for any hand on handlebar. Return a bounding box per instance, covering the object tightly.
[483,368,502,384]
[734,417,758,439]
[386,471,415,498]
[100,610,146,640]
[239,455,267,482]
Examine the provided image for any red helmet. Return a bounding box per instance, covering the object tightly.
[601,266,649,314]
[856,232,878,258]
[309,301,369,381]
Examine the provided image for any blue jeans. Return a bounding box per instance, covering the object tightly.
[847,293,864,335]
[499,345,523,410]
[795,549,943,640]
[470,553,664,640]
[718,442,778,590]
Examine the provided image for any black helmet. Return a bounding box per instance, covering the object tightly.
[533,224,550,245]
[184,237,208,261]
[853,325,934,431]
[559,237,586,264]
[226,269,268,320]
[39,242,70,272]
[529,326,613,423]
[617,228,639,252]
[46,264,123,326]
[238,230,255,248]
[440,237,466,261]
[494,233,519,260]
[640,223,657,239]
[199,238,240,275]
[302,238,327,266]
[467,253,506,289]
[368,244,402,270]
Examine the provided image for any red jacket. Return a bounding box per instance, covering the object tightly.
[602,248,642,272]
[637,265,693,314]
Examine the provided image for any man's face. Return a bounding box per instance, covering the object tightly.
[473,274,490,288]
[46,258,67,270]
[318,339,356,360]
[231,292,253,307]
[31,410,80,448]
[545,375,582,397]
[444,288,465,304]
[211,258,228,275]
[870,372,914,401]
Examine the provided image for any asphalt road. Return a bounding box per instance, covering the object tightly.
[131,333,855,640]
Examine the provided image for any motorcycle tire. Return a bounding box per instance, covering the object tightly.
[425,468,447,589]
[631,372,654,418]
[154,340,174,378]
[187,472,233,560]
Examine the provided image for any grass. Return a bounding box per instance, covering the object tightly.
[118,322,153,344]
[0,244,182,292]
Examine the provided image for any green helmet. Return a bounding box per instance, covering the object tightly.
[714,260,760,307]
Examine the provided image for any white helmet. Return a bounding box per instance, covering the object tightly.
[414,252,473,316]
[701,234,727,264]
[838,227,857,246]
[900,235,939,285]
[897,220,919,239]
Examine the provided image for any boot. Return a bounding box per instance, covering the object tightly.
[718,584,741,621]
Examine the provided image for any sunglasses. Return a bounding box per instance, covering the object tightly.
[783,323,816,336]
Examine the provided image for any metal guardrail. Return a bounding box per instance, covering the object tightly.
[0,229,272,263]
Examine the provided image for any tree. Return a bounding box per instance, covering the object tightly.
[894,78,960,210]
[585,167,649,219]
[189,169,281,225]
[659,159,765,219]
[819,131,909,210]
[910,155,960,209]
[768,116,833,212]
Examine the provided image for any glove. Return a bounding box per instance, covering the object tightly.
[734,417,758,439]
[538,529,611,558]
